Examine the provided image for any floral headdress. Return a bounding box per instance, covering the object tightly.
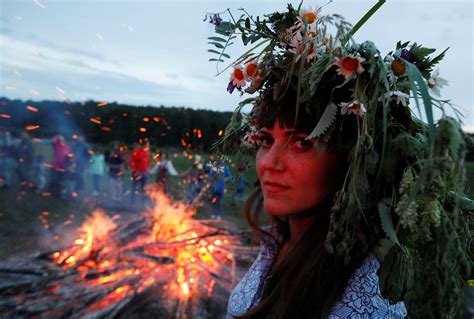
[207,2,473,318]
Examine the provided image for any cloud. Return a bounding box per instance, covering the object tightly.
[0,33,222,102]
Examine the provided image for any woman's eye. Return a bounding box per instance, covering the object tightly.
[256,135,273,148]
[295,138,314,149]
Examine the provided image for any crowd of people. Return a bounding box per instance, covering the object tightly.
[0,129,249,215]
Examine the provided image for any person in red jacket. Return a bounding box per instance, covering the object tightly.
[129,140,150,206]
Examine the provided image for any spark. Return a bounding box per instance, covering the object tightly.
[90,118,102,125]
[97,102,109,107]
[26,105,39,112]
[72,134,78,139]
[25,125,40,131]
[13,70,22,77]
[0,114,11,119]
[96,33,104,41]
[101,127,111,132]
[139,127,147,132]
[153,117,160,122]
[33,0,46,9]
[218,130,224,136]
[143,117,150,122]
[56,87,65,94]
[31,90,41,96]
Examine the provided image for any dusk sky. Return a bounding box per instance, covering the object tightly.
[1,0,473,131]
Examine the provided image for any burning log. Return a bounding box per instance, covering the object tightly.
[0,190,257,318]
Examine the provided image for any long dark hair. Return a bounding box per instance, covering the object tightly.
[238,70,376,318]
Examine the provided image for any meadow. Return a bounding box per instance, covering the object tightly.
[0,141,259,260]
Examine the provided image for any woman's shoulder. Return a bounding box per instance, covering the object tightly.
[227,228,278,317]
[327,254,407,318]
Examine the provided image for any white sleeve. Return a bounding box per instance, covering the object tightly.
[165,160,179,176]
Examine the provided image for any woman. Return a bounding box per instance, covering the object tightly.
[227,74,406,318]
[208,2,472,318]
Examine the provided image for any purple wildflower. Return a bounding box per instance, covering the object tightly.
[400,49,415,63]
[227,81,236,94]
[209,14,222,26]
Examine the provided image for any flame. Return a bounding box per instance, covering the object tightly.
[50,189,240,313]
[53,209,116,267]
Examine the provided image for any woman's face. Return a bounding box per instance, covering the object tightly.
[256,123,341,217]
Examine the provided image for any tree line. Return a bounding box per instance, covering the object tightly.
[1,97,473,159]
[0,97,232,151]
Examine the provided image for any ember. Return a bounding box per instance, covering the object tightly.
[0,188,255,318]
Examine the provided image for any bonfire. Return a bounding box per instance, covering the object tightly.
[0,188,255,318]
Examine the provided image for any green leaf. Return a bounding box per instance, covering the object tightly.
[378,198,400,245]
[341,0,387,46]
[367,150,379,175]
[379,245,416,303]
[241,33,247,44]
[391,133,422,157]
[250,35,261,44]
[308,102,338,139]
[243,34,255,46]
[245,17,251,29]
[208,41,225,49]
[209,58,225,62]
[429,47,449,69]
[207,36,227,43]
[404,61,435,142]
[447,192,474,210]
[460,196,474,210]
[215,28,232,36]
[207,49,230,59]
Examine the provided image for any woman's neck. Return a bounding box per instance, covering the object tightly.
[286,199,333,241]
[288,214,319,240]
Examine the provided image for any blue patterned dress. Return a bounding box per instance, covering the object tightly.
[227,232,407,318]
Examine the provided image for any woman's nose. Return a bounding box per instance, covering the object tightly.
[261,144,285,171]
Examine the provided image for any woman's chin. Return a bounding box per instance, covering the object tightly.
[264,201,299,217]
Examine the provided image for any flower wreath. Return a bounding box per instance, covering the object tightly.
[206,2,473,318]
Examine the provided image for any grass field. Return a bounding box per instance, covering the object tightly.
[0,144,259,260]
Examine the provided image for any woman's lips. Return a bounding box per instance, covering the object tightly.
[263,181,291,193]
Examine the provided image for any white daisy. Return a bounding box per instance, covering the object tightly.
[427,69,448,97]
[384,90,410,107]
[339,100,366,118]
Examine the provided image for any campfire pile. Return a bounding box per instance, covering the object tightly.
[0,190,256,318]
